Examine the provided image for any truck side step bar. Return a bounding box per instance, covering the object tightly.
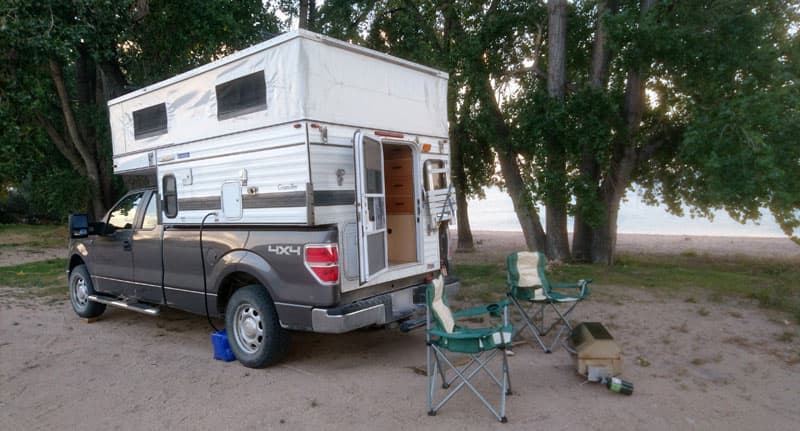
[87,294,160,316]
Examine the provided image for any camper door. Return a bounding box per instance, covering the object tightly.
[354,132,389,282]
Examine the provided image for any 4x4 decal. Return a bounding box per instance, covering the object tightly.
[267,245,302,256]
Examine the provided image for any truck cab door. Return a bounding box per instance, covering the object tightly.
[131,191,164,304]
[91,191,144,296]
[354,131,388,282]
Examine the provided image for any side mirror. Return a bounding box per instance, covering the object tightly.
[69,214,90,238]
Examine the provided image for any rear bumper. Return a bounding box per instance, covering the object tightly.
[310,276,460,334]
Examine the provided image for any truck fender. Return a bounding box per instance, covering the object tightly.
[209,249,280,309]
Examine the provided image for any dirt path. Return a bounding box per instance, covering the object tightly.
[0,247,65,267]
[1,284,798,430]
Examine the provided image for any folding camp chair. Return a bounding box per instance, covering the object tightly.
[426,275,514,422]
[505,251,591,353]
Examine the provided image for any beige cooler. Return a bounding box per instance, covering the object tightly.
[569,322,623,377]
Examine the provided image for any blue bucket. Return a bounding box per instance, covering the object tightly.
[211,329,236,362]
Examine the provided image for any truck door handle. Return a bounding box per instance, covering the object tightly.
[122,239,132,251]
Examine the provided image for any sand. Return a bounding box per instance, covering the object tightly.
[1,232,799,430]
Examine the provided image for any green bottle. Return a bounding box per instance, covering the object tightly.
[604,377,634,395]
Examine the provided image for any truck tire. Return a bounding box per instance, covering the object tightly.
[69,264,106,318]
[225,284,289,368]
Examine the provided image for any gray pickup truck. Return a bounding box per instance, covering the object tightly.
[67,188,455,368]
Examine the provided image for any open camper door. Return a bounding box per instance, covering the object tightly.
[354,131,388,282]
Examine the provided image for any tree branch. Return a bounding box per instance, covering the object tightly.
[48,58,99,181]
[35,114,87,177]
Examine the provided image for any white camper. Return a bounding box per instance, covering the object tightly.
[107,30,454,291]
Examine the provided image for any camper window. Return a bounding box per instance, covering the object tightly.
[133,103,168,139]
[162,175,178,218]
[424,159,447,191]
[216,71,267,120]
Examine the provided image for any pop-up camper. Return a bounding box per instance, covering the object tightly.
[67,30,455,367]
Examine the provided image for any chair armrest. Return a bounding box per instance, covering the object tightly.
[453,301,507,319]
[551,279,592,297]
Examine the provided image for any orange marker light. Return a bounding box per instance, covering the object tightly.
[421,143,432,152]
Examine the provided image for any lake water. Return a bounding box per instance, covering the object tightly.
[463,186,786,238]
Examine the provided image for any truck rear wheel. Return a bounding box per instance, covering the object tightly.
[69,264,106,318]
[225,284,289,368]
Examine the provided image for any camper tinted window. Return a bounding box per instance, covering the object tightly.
[163,175,178,218]
[133,103,168,139]
[216,71,266,120]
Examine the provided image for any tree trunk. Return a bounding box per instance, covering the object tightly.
[572,0,617,262]
[590,0,655,264]
[448,88,475,252]
[544,0,571,261]
[454,189,474,251]
[299,0,309,29]
[475,70,547,252]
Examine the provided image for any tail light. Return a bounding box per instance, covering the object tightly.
[304,244,339,284]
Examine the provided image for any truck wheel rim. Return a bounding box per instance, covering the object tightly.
[233,303,263,354]
[72,276,89,307]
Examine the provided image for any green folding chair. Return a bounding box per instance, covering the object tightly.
[426,275,514,422]
[505,251,591,353]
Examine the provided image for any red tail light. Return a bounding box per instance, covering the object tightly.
[304,244,339,284]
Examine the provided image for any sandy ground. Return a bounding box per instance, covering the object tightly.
[1,233,799,430]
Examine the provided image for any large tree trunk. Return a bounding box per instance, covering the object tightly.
[49,59,108,219]
[544,0,571,261]
[299,1,309,29]
[448,82,475,251]
[482,77,547,252]
[591,0,655,264]
[573,0,617,262]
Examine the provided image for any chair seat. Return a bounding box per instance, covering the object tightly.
[429,324,514,354]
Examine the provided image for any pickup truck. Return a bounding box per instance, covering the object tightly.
[67,188,455,368]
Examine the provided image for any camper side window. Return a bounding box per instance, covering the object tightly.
[162,175,178,218]
[424,160,447,191]
[216,71,267,120]
[133,103,168,139]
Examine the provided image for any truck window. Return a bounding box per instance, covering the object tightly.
[133,103,168,139]
[140,194,158,229]
[216,71,266,120]
[107,192,144,230]
[163,175,178,218]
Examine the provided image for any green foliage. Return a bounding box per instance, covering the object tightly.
[0,1,281,221]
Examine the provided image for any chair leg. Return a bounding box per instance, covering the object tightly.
[510,297,550,353]
[432,349,508,422]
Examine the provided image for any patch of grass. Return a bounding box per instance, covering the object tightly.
[0,224,68,248]
[669,321,689,333]
[685,296,697,303]
[0,259,67,298]
[454,252,800,322]
[690,358,707,366]
[636,356,651,367]
[775,331,796,343]
[451,263,506,304]
[697,307,710,317]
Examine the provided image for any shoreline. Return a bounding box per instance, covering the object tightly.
[450,229,800,263]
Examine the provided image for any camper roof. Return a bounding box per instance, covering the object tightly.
[108,30,448,107]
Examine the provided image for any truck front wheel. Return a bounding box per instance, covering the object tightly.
[69,264,106,318]
[225,285,289,368]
